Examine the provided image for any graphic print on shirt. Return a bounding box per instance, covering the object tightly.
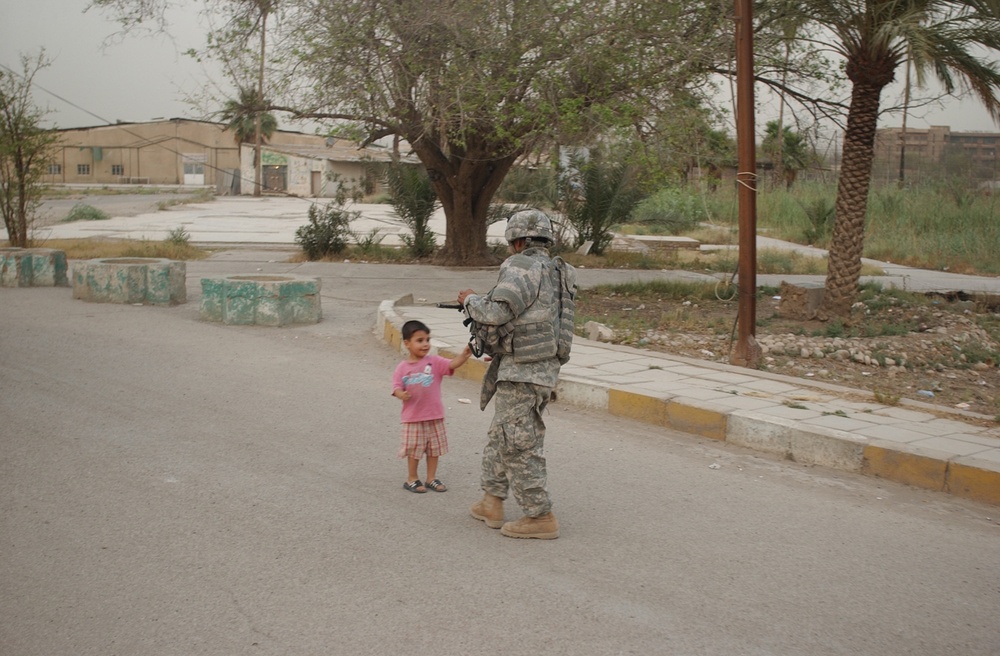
[402,364,434,389]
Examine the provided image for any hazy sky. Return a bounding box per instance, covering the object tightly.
[3,0,999,135]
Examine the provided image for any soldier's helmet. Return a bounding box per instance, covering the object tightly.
[505,208,554,244]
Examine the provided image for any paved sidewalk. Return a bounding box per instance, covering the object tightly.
[378,298,1000,507]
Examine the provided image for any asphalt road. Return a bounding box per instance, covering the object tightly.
[1,256,999,655]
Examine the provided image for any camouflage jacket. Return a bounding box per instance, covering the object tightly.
[464,247,563,397]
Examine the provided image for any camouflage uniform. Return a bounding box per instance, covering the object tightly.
[464,244,568,518]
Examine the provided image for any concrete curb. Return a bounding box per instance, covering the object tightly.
[376,298,1000,506]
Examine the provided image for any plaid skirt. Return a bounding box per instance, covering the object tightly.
[398,418,449,460]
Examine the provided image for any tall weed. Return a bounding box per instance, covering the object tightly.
[701,181,999,275]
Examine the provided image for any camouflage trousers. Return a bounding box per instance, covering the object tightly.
[481,381,553,517]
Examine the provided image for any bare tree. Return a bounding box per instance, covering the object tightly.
[0,52,57,248]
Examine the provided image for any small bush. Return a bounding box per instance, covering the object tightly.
[631,187,705,234]
[295,201,358,260]
[63,203,109,222]
[351,227,386,255]
[380,162,438,258]
[166,226,191,246]
[798,197,834,245]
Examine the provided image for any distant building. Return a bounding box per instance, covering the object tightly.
[46,119,240,189]
[874,126,1000,183]
[238,140,418,198]
[45,119,417,196]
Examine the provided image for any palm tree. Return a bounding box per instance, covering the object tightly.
[220,87,277,146]
[761,120,812,189]
[806,0,1000,319]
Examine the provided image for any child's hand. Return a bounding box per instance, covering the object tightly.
[395,389,411,402]
[463,344,472,356]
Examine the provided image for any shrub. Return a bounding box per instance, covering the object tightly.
[63,203,109,222]
[295,201,358,260]
[351,227,386,255]
[559,152,644,255]
[798,196,835,245]
[380,162,438,258]
[631,187,705,234]
[166,226,191,246]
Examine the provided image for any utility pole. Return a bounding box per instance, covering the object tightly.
[729,0,761,368]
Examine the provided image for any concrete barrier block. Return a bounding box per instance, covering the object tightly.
[201,275,322,326]
[73,258,186,305]
[0,247,69,287]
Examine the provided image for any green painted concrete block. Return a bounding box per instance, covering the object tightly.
[73,258,186,305]
[200,275,322,326]
[0,248,69,287]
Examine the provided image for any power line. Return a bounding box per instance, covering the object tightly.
[0,60,325,209]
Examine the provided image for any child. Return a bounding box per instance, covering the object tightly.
[392,320,472,493]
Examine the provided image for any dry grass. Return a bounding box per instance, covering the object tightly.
[15,238,211,261]
[560,246,884,277]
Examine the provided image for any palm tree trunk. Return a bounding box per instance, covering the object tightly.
[818,80,884,320]
[253,8,268,197]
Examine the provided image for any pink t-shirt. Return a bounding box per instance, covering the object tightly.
[392,355,454,423]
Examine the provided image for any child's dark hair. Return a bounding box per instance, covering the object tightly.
[402,320,430,341]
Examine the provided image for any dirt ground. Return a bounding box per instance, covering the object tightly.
[576,286,1000,419]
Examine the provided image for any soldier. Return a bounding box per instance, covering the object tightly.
[457,209,576,540]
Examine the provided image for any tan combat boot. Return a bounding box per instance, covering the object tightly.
[500,512,559,539]
[471,494,505,529]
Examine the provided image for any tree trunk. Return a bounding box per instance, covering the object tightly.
[818,80,885,320]
[414,142,517,266]
[9,148,29,247]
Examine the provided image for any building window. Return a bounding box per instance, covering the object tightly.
[111,164,124,176]
[48,164,62,175]
[77,164,91,175]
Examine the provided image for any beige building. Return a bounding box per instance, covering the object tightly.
[45,119,416,196]
[874,126,1000,182]
[239,140,416,197]
[46,119,240,188]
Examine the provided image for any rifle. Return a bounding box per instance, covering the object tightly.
[436,301,485,357]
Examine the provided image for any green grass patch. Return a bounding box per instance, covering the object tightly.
[62,203,109,222]
[579,279,721,302]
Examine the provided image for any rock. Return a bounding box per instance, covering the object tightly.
[584,321,616,342]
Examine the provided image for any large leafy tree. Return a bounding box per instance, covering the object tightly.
[95,0,731,265]
[0,52,57,248]
[276,0,732,264]
[804,0,1000,319]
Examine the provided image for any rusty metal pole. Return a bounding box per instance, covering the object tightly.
[729,0,762,368]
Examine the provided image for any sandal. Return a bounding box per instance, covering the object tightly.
[403,480,426,493]
[425,479,447,492]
